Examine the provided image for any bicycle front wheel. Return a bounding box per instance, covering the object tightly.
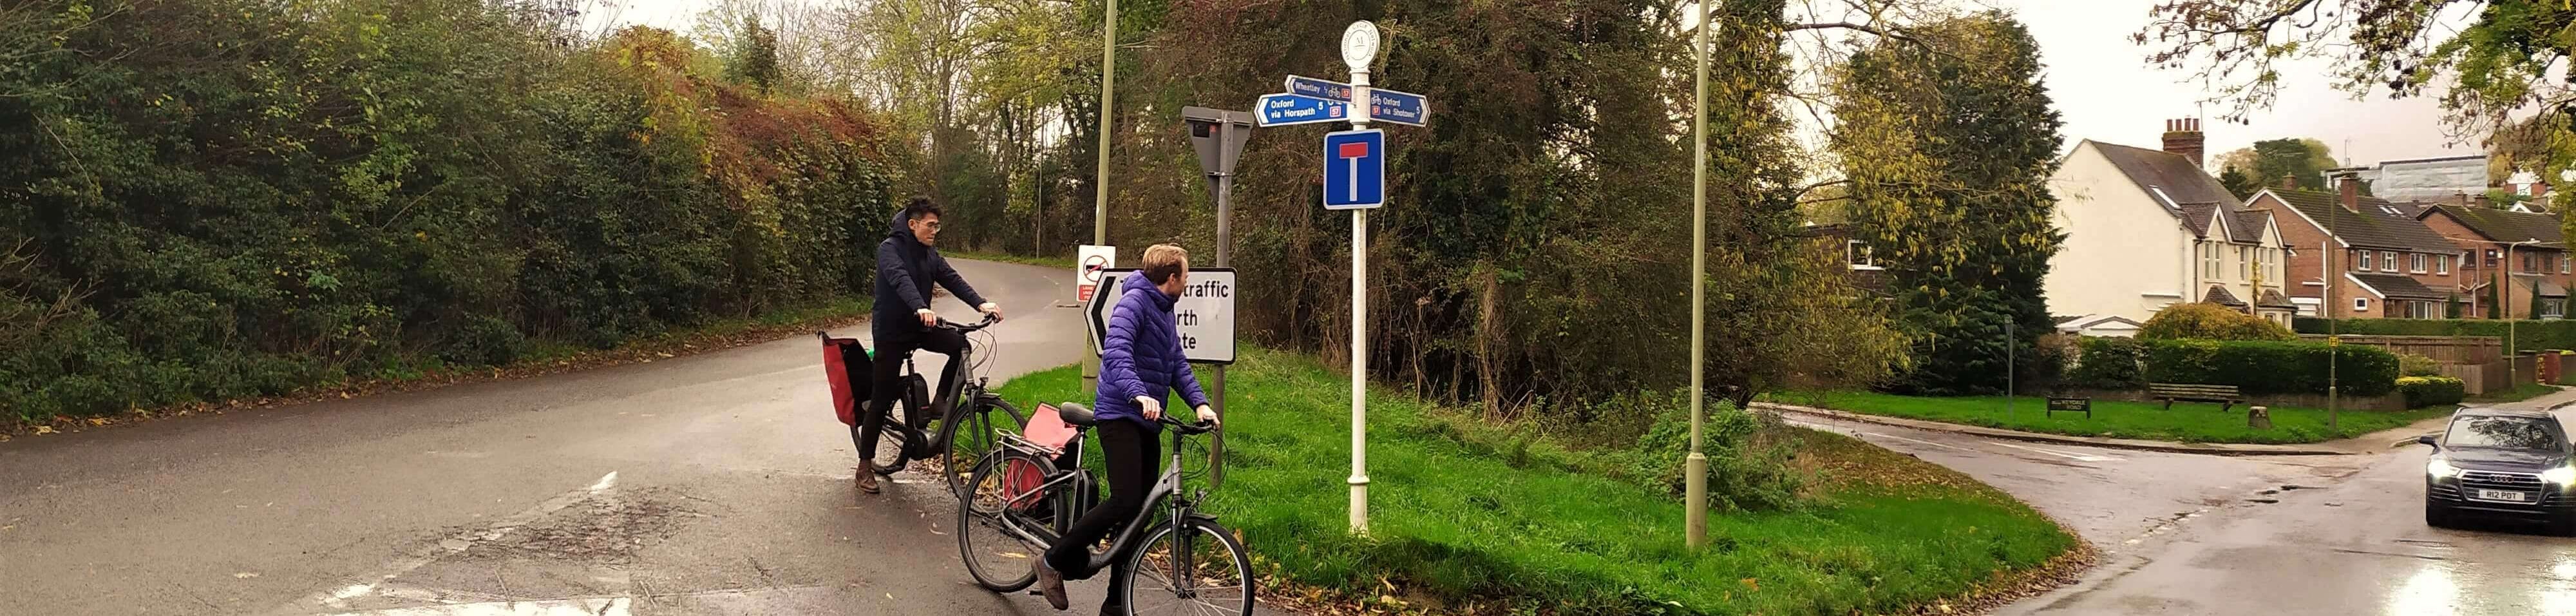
[958,448,1052,592]
[1122,517,1255,615]
[940,398,1028,499]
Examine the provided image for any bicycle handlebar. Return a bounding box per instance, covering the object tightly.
[933,313,1003,333]
[1159,416,1220,436]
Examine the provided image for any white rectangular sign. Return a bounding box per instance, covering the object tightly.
[1076,245,1116,302]
[1087,268,1236,364]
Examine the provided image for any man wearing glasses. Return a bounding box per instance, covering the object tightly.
[856,197,1003,494]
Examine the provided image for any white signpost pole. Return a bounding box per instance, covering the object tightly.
[1341,21,1378,535]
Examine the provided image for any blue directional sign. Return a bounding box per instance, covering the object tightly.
[1322,130,1385,210]
[1365,88,1429,127]
[1256,93,1349,128]
[1280,75,1428,128]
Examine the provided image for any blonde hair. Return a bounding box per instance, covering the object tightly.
[1141,244,1190,284]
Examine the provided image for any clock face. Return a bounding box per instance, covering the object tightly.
[1341,21,1379,69]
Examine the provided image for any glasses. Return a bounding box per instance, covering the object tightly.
[918,220,943,230]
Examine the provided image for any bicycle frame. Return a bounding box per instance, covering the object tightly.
[881,339,998,461]
[990,423,1204,575]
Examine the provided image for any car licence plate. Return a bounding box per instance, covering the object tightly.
[2477,488,2532,502]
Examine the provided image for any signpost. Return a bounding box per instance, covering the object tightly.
[1256,93,1349,128]
[1077,245,1116,303]
[1245,19,1423,534]
[1084,269,1237,364]
[1184,106,1255,485]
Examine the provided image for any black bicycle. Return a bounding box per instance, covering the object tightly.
[852,314,1028,497]
[956,403,1253,615]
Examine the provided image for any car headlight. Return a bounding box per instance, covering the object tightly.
[2428,457,2463,479]
[2543,466,2575,486]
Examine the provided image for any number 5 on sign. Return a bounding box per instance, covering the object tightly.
[1322,129,1385,210]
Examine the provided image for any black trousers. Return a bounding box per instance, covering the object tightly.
[1046,418,1159,602]
[857,328,967,459]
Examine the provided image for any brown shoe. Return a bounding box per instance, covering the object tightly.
[855,459,880,494]
[1035,560,1068,610]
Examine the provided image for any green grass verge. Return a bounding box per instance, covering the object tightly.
[946,250,1076,270]
[1777,390,2453,445]
[2468,383,2565,405]
[995,349,2078,614]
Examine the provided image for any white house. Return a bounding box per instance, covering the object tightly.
[2045,119,2297,327]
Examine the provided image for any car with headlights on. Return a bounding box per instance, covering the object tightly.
[2420,407,2576,534]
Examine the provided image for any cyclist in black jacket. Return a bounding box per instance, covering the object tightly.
[858,198,1001,495]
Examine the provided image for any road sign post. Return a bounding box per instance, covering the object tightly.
[1340,20,1379,535]
[1185,106,1255,486]
[1084,269,1236,364]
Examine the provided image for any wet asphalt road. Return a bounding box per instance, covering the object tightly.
[1795,390,2576,616]
[0,260,1209,615]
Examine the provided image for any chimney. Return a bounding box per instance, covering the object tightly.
[2458,191,2473,207]
[2161,118,2206,168]
[2338,173,2361,212]
[2282,174,2298,190]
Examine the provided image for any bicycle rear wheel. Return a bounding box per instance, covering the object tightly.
[940,398,1028,499]
[1122,517,1254,615]
[864,399,909,476]
[958,448,1052,592]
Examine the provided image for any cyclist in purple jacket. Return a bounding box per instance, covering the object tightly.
[1034,244,1218,612]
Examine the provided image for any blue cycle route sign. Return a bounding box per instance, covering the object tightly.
[1282,75,1428,128]
[1256,93,1349,128]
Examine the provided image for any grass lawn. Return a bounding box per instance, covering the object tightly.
[2469,383,2565,405]
[947,250,1076,269]
[1776,390,2453,445]
[996,349,2078,615]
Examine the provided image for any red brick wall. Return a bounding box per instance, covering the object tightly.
[2255,193,2333,305]
[2420,209,2575,318]
[2255,193,2466,318]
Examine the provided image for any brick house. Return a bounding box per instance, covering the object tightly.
[2418,203,2571,319]
[2246,175,2465,318]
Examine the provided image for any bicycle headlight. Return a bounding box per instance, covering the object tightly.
[2543,466,2575,486]
[2427,457,2463,479]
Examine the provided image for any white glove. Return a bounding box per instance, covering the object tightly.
[1135,396,1163,421]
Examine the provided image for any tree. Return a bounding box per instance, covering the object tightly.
[723,14,781,93]
[2136,303,2295,341]
[1832,12,2065,396]
[2219,166,2260,199]
[2213,138,2340,192]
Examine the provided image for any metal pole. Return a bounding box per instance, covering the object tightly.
[2327,196,2336,430]
[2007,320,2015,421]
[1348,63,1373,535]
[1684,0,1709,550]
[1211,161,1232,488]
[1083,0,1118,400]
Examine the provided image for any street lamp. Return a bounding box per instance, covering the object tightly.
[2455,236,2561,387]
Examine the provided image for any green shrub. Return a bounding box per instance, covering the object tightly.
[2141,339,2400,396]
[2398,376,2467,407]
[2296,318,2576,354]
[2139,302,2296,341]
[2070,336,2146,389]
[2397,352,2442,377]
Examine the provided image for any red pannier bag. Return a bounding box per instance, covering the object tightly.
[1009,403,1086,512]
[820,334,873,426]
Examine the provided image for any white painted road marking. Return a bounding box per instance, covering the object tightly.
[276,471,625,615]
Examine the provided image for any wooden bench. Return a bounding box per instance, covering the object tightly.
[2148,383,2243,412]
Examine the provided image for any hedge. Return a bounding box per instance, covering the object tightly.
[2070,337,2146,389]
[2295,318,2576,354]
[2139,339,2401,397]
[2398,376,2468,408]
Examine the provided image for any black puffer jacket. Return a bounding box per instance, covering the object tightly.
[872,211,987,345]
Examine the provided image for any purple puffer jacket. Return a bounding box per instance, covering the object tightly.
[1094,276,1209,431]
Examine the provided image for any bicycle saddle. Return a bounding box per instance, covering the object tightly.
[1056,402,1099,427]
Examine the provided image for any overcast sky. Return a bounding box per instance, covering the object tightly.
[586,0,2486,166]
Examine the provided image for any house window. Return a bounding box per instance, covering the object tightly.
[2383,251,2400,272]
[2239,246,2253,278]
[2548,299,2568,320]
[2561,253,2570,274]
[2489,249,2503,267]
[2526,252,2541,273]
[2411,253,2429,274]
[2202,243,2222,278]
[2438,254,2450,274]
[2354,297,2371,313]
[2358,250,2374,271]
[1846,240,1878,270]
[2408,300,2438,320]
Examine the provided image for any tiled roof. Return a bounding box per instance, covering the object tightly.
[2349,272,2449,300]
[2178,202,2218,237]
[2516,274,2570,298]
[2428,204,2563,244]
[2257,288,2297,309]
[2201,285,2246,307]
[2090,140,2243,221]
[2228,209,2273,244]
[2269,189,2460,252]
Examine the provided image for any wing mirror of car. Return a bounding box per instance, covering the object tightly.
[2416,434,2439,447]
